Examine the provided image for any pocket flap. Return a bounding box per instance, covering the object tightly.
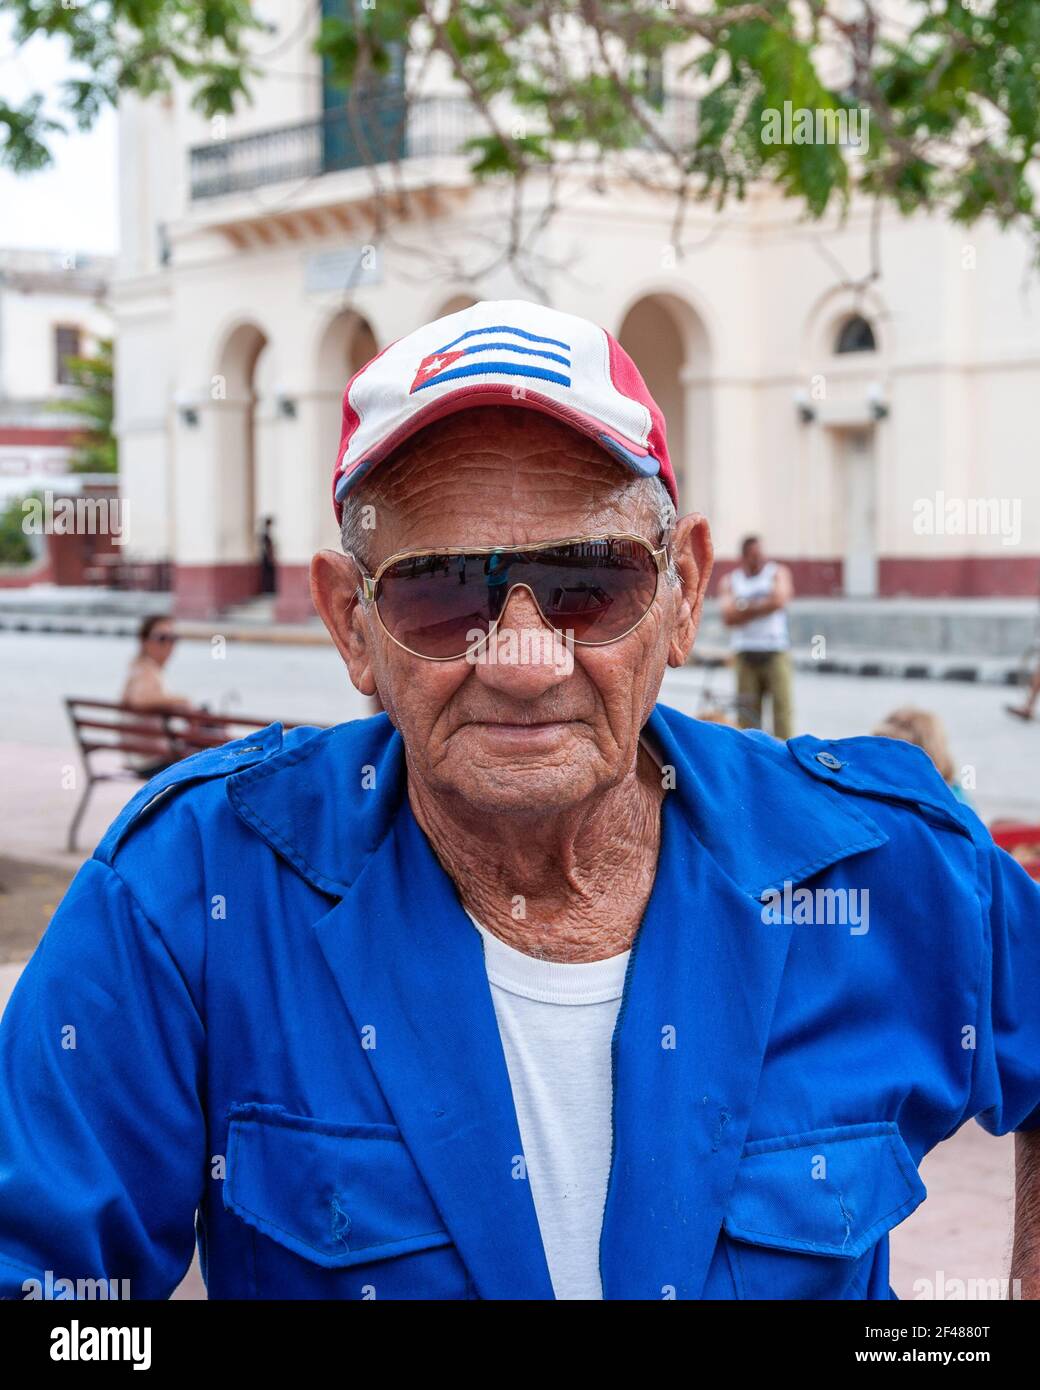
[723,1122,926,1260]
[224,1103,452,1268]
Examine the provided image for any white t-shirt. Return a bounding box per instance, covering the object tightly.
[728,560,790,652]
[466,910,629,1300]
[462,731,666,1299]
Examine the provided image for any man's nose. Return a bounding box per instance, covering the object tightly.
[470,584,573,697]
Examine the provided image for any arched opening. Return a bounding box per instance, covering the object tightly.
[214,321,270,599]
[317,309,379,390]
[825,311,881,595]
[431,294,479,320]
[835,314,877,354]
[617,293,712,513]
[314,310,380,548]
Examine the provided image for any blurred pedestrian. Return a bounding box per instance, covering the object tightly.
[719,535,794,739]
[873,707,972,806]
[1006,573,1040,722]
[259,515,277,594]
[1006,669,1039,723]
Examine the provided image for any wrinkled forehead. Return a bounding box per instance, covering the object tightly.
[354,406,660,556]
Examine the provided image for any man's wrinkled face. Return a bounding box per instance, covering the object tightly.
[312,408,712,818]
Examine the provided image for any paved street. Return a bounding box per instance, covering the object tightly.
[0,627,1035,1299]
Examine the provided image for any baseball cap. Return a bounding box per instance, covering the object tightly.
[332,299,676,520]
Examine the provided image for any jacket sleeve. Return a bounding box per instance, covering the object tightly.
[969,840,1040,1136]
[0,858,206,1299]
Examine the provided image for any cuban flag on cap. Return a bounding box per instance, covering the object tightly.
[408,324,573,395]
[333,299,676,516]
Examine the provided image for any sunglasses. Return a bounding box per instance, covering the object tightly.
[354,533,669,661]
[150,632,177,645]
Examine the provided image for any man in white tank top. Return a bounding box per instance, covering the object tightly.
[719,535,795,739]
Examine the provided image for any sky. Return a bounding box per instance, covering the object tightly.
[0,13,118,256]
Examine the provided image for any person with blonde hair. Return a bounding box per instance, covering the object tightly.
[873,706,970,804]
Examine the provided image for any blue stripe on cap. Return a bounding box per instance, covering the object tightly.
[413,361,571,391]
[458,342,570,367]
[436,325,570,353]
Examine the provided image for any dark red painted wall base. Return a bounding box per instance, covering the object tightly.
[174,563,261,619]
[172,563,314,621]
[0,558,52,588]
[274,565,315,623]
[709,559,843,597]
[709,556,1040,599]
[878,556,1040,598]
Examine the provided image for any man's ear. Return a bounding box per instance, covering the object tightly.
[666,513,714,668]
[310,549,378,697]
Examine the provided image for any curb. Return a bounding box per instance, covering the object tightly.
[690,649,1026,687]
[0,614,331,647]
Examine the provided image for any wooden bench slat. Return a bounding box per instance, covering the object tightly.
[63,696,328,853]
[80,737,176,758]
[74,715,172,739]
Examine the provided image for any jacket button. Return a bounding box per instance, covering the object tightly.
[815,751,843,770]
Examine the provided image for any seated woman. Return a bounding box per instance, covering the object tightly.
[120,615,199,777]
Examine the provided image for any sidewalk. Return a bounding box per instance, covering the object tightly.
[0,587,330,646]
[0,741,135,872]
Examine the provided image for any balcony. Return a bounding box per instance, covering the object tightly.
[188,91,699,202]
[191,92,485,201]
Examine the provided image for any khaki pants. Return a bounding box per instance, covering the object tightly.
[735,650,794,741]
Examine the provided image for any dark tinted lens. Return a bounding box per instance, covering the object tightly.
[527,539,658,642]
[374,539,659,658]
[376,551,493,659]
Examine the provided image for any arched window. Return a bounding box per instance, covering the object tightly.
[835,315,877,354]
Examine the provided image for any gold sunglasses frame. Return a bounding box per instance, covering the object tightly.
[351,532,670,662]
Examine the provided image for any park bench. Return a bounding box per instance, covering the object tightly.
[64,697,324,853]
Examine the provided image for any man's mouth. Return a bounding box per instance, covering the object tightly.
[465,719,575,748]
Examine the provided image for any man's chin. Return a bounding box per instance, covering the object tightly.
[438,745,602,815]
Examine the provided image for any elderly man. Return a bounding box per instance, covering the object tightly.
[1,301,1039,1303]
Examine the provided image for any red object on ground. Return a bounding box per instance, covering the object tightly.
[990,823,1040,881]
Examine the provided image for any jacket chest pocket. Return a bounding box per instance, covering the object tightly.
[224,1103,472,1299]
[708,1122,927,1300]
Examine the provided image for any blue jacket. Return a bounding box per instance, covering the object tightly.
[1,704,1039,1301]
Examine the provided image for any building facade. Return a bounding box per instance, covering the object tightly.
[112,2,1040,621]
[0,248,115,587]
[0,248,112,496]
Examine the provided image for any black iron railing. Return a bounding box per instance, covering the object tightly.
[190,92,481,200]
[188,92,699,201]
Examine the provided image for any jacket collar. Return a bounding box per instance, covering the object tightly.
[647,706,889,897]
[227,704,888,903]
